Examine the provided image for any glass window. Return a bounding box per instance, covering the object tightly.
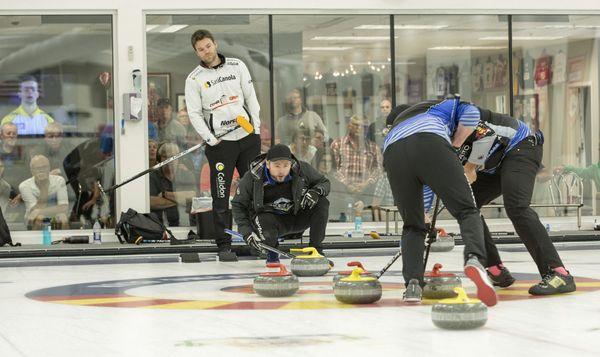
[394,15,509,109]
[392,15,509,221]
[146,15,270,227]
[0,15,114,231]
[512,15,600,218]
[273,15,392,222]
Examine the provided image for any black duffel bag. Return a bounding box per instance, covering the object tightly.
[115,208,175,244]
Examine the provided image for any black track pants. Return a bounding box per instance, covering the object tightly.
[205,134,261,249]
[384,133,486,285]
[472,138,564,276]
[254,197,329,252]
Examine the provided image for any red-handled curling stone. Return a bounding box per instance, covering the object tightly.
[430,228,455,252]
[423,263,462,299]
[333,268,382,304]
[332,261,377,284]
[253,263,299,297]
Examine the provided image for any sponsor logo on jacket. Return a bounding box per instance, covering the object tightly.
[209,95,239,109]
[204,74,237,88]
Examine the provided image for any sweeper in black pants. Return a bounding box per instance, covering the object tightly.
[383,98,497,306]
[457,108,576,295]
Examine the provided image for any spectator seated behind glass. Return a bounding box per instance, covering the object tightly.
[176,107,203,149]
[156,98,186,148]
[314,148,336,176]
[29,122,71,177]
[147,103,159,141]
[149,139,158,167]
[313,127,328,151]
[0,123,30,211]
[0,122,21,165]
[19,155,69,230]
[275,88,328,145]
[1,76,54,136]
[289,128,317,166]
[149,142,196,226]
[330,115,382,212]
[0,160,12,214]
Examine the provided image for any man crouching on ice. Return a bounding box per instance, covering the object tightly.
[231,144,331,264]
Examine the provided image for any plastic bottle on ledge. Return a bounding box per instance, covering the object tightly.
[352,216,363,238]
[351,206,363,238]
[345,203,353,223]
[93,220,102,244]
[42,218,52,245]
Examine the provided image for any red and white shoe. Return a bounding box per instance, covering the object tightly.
[464,256,498,307]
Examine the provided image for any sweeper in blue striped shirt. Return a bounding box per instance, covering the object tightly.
[382,96,497,306]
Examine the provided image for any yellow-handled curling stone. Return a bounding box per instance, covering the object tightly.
[332,261,376,284]
[431,287,488,330]
[429,228,455,252]
[253,263,299,297]
[423,263,462,299]
[289,247,331,276]
[333,267,382,304]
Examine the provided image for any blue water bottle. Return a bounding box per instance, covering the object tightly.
[352,213,363,238]
[354,215,362,232]
[42,218,52,245]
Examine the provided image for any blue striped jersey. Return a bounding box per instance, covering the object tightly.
[383,99,481,153]
[423,186,435,213]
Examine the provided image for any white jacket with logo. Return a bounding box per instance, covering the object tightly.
[185,54,261,145]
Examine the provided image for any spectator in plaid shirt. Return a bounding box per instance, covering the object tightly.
[331,115,382,204]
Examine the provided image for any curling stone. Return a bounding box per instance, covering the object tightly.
[431,287,488,330]
[423,263,462,299]
[332,261,377,284]
[333,267,382,304]
[253,263,299,297]
[289,247,331,277]
[429,228,455,252]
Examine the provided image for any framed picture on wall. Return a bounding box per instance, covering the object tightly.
[176,93,186,112]
[148,73,170,100]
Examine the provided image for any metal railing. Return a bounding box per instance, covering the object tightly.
[369,172,585,235]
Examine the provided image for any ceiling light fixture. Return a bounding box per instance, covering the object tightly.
[312,36,392,41]
[159,25,189,33]
[355,24,448,30]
